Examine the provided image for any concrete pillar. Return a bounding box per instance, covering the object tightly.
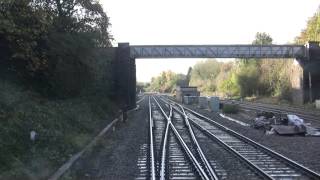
[290,42,320,104]
[115,43,136,109]
[305,42,320,103]
[290,59,305,105]
[294,42,320,104]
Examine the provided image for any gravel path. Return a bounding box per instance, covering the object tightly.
[61,98,149,180]
[184,104,320,174]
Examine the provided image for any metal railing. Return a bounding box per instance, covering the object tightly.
[131,45,306,59]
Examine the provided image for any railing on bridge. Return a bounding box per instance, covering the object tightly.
[130,45,307,59]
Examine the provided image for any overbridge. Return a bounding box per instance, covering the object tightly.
[115,42,320,109]
[130,45,307,59]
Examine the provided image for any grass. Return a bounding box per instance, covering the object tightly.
[0,78,118,179]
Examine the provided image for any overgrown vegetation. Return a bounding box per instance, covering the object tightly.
[0,0,115,178]
[0,0,112,97]
[0,76,118,179]
[222,104,239,114]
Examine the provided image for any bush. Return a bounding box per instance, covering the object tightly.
[222,104,239,114]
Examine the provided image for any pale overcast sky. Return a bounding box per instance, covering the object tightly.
[101,0,320,82]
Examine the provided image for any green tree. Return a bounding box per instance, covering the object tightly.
[235,32,273,97]
[148,71,186,93]
[295,7,320,43]
[189,59,222,93]
[252,32,273,45]
[0,0,113,96]
[236,62,259,97]
[218,71,239,97]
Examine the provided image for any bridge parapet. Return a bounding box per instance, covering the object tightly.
[131,45,306,59]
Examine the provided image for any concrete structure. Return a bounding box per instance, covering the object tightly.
[198,97,209,109]
[183,96,199,105]
[115,43,136,109]
[209,96,220,111]
[115,42,320,108]
[176,86,200,103]
[316,100,320,109]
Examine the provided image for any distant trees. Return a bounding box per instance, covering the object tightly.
[147,71,187,93]
[171,32,294,100]
[253,32,273,45]
[189,60,222,93]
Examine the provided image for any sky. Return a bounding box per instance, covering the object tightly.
[101,0,320,82]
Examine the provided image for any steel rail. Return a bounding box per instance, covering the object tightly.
[222,100,320,116]
[221,100,320,122]
[160,121,170,180]
[153,96,210,180]
[148,97,156,180]
[152,96,170,180]
[188,119,274,180]
[162,98,272,180]
[178,104,219,180]
[136,95,145,104]
[169,119,210,180]
[162,98,219,180]
[164,97,320,179]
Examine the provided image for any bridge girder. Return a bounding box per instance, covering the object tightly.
[130,45,307,59]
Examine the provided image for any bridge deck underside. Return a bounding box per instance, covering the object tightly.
[131,45,306,59]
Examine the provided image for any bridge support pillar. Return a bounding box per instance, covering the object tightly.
[292,42,320,104]
[304,42,320,103]
[115,43,136,109]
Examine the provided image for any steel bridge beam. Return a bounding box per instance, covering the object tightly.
[130,45,307,59]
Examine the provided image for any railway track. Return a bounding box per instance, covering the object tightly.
[221,100,320,123]
[135,95,320,180]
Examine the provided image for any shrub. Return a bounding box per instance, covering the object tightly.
[222,104,239,114]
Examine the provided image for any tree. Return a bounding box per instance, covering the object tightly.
[148,71,185,93]
[218,71,239,97]
[0,0,113,96]
[295,7,320,44]
[252,32,273,45]
[189,59,222,93]
[236,62,259,97]
[186,67,192,86]
[234,32,274,97]
[0,0,51,73]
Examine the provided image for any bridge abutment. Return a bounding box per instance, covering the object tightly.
[292,42,320,104]
[115,43,136,109]
[303,42,320,103]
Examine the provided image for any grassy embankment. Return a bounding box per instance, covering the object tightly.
[0,49,118,179]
